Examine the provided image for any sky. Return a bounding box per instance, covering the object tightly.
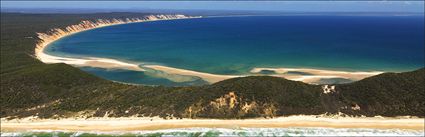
[1,1,424,13]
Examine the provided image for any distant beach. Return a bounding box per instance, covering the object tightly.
[35,15,199,74]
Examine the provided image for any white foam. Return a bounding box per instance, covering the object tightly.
[2,127,423,137]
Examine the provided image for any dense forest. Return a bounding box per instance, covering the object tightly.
[1,13,424,119]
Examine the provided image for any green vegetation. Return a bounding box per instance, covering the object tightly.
[1,13,424,119]
[337,68,425,116]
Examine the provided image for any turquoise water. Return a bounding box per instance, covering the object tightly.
[46,15,425,86]
[2,127,424,137]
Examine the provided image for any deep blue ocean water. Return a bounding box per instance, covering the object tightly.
[46,15,425,86]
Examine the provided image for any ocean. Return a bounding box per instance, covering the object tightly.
[45,15,425,86]
[2,127,424,137]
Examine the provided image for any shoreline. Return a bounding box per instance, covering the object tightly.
[1,115,424,132]
[35,14,385,84]
[35,14,200,72]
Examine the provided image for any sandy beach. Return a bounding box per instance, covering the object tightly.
[1,115,423,132]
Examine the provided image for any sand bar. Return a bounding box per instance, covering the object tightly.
[251,67,383,83]
[144,65,241,83]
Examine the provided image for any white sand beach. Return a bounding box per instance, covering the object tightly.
[1,115,423,132]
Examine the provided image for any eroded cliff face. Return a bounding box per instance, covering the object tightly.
[184,92,278,119]
[35,14,200,60]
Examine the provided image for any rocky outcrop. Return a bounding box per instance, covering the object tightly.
[184,92,278,119]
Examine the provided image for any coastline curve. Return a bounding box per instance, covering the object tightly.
[35,15,383,85]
